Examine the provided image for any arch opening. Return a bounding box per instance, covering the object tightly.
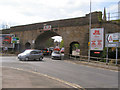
[25,42,31,49]
[35,31,63,50]
[69,42,80,56]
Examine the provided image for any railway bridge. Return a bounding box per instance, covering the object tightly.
[2,11,120,57]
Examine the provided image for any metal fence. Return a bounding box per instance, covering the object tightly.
[69,54,120,66]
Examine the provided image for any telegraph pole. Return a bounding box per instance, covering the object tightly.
[88,0,91,62]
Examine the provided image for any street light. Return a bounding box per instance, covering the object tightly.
[88,0,91,62]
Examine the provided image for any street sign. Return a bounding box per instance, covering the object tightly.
[105,33,120,47]
[12,37,19,44]
[90,28,104,50]
[105,33,120,65]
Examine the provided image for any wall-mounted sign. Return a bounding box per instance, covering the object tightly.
[90,28,104,50]
[43,25,51,31]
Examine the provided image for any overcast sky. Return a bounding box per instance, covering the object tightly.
[0,0,119,41]
[0,0,119,28]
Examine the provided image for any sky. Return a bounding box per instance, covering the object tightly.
[0,0,119,41]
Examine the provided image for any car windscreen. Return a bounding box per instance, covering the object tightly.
[23,50,32,54]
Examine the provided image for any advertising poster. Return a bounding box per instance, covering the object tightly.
[0,34,14,48]
[90,28,104,50]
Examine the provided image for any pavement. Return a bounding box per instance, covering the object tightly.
[65,59,119,71]
[2,67,75,89]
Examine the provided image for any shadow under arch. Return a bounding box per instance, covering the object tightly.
[69,41,80,55]
[35,31,60,49]
[25,42,31,49]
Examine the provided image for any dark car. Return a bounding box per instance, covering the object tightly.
[41,48,50,55]
[18,49,43,61]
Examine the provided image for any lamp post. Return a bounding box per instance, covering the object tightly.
[88,0,91,62]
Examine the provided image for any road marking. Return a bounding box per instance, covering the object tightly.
[2,66,85,90]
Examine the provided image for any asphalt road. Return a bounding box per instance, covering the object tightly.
[1,56,119,89]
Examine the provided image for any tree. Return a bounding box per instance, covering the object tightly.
[45,38,54,48]
[60,40,64,48]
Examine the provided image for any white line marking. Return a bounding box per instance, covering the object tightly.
[2,66,85,90]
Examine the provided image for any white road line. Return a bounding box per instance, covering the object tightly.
[2,66,85,90]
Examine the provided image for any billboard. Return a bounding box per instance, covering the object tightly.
[0,34,15,48]
[90,28,104,50]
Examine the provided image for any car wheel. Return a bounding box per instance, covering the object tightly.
[19,59,22,61]
[39,57,43,61]
[25,57,29,61]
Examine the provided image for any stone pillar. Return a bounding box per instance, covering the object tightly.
[64,45,70,59]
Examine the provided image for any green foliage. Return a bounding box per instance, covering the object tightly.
[98,12,102,22]
[72,44,80,50]
[60,40,64,48]
[101,47,107,58]
[112,19,120,23]
[74,44,80,49]
[102,47,120,59]
[45,38,54,47]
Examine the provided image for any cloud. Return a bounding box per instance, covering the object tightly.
[0,0,119,29]
[52,36,62,42]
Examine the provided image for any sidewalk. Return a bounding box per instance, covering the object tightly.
[0,53,17,56]
[65,59,119,71]
[2,67,73,88]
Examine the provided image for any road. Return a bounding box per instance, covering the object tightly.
[1,56,119,89]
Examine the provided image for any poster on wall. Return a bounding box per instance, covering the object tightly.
[90,28,104,50]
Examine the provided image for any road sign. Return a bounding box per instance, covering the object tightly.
[107,34,113,43]
[105,33,120,47]
[107,33,120,43]
[12,37,19,44]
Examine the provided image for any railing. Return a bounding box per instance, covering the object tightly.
[69,54,120,66]
[106,12,120,21]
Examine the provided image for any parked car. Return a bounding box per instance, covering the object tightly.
[41,48,50,55]
[60,47,64,53]
[51,50,64,60]
[48,47,54,54]
[18,49,43,61]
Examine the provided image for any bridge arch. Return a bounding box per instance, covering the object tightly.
[34,31,62,49]
[69,41,80,56]
[25,42,31,49]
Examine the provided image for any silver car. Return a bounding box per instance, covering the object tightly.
[18,49,43,61]
[51,51,64,60]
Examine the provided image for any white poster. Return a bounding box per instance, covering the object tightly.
[90,28,104,50]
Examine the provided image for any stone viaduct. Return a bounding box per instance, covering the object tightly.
[2,11,120,57]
